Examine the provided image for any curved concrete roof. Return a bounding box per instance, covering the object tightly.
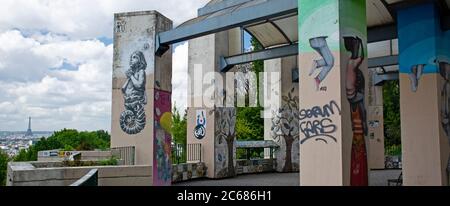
[178,0,449,49]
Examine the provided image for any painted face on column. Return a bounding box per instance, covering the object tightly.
[130,53,140,68]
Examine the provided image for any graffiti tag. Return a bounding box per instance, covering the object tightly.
[299,100,341,144]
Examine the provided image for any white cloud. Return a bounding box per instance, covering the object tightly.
[0,30,112,131]
[0,0,209,131]
[172,42,189,115]
[0,0,209,39]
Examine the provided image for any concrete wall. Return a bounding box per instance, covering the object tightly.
[397,3,450,186]
[299,0,368,186]
[400,74,449,185]
[7,162,152,186]
[264,56,299,173]
[111,11,173,172]
[187,29,240,179]
[367,74,385,169]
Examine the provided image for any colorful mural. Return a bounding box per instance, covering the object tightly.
[398,3,450,178]
[300,0,369,186]
[344,35,368,186]
[194,110,207,140]
[215,108,236,178]
[341,0,369,187]
[153,89,172,186]
[299,0,339,91]
[398,3,450,75]
[309,37,335,91]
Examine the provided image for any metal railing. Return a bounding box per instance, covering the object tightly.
[171,143,185,164]
[70,169,98,186]
[171,143,202,164]
[111,146,135,165]
[187,144,202,163]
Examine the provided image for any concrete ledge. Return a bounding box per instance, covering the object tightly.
[7,162,152,186]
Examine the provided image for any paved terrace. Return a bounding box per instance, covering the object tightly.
[173,170,402,186]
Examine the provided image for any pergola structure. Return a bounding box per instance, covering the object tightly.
[111,0,450,186]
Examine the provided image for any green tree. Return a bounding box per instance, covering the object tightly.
[383,80,401,155]
[171,106,187,163]
[235,38,265,159]
[14,129,111,162]
[1,151,9,186]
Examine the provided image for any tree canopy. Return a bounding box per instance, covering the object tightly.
[14,129,110,162]
[0,151,9,186]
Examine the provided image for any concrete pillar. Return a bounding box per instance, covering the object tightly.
[397,2,450,186]
[264,56,299,172]
[367,72,385,170]
[298,0,368,186]
[111,11,173,186]
[187,29,241,179]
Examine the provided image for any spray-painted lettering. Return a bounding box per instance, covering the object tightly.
[299,101,341,144]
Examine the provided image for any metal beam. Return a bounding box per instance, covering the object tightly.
[156,0,298,56]
[380,0,397,21]
[220,44,298,72]
[221,43,399,73]
[373,73,399,86]
[368,55,399,68]
[368,24,398,43]
[388,0,436,11]
[198,0,253,16]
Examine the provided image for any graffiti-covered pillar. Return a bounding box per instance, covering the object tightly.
[299,0,368,186]
[187,29,240,179]
[263,56,300,173]
[397,2,450,186]
[111,11,173,186]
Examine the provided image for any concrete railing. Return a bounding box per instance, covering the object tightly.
[111,146,135,165]
[7,162,152,186]
[70,169,98,186]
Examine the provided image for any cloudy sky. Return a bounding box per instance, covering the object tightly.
[0,0,209,131]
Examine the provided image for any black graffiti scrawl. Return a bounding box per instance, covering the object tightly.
[299,100,341,144]
[437,60,450,178]
[120,51,147,135]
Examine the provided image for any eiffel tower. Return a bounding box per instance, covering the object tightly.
[24,117,33,137]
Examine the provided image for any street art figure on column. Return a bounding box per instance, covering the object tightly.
[408,64,426,92]
[120,51,147,135]
[309,37,335,91]
[271,87,300,172]
[344,36,369,186]
[215,108,237,178]
[437,60,450,179]
[438,60,450,138]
